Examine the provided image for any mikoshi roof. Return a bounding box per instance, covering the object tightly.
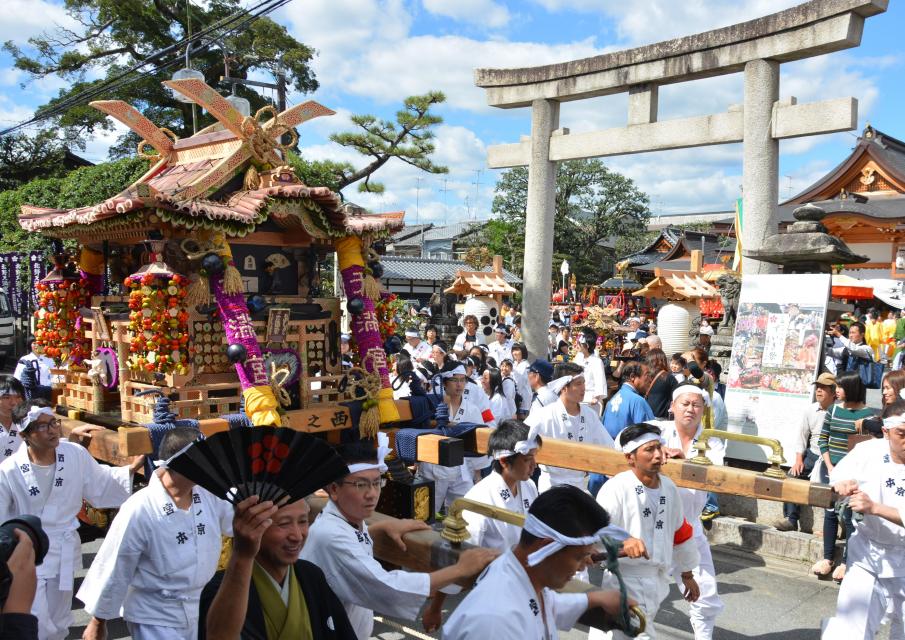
[444,269,518,296]
[18,80,404,241]
[634,273,719,300]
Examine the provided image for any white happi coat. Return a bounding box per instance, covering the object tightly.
[653,420,725,539]
[403,339,432,362]
[593,471,699,640]
[77,471,234,631]
[300,499,430,639]
[419,398,489,511]
[528,385,559,417]
[463,382,496,425]
[574,352,608,404]
[489,391,516,424]
[525,399,614,491]
[488,339,513,366]
[830,438,905,577]
[0,441,132,591]
[443,550,588,640]
[464,470,538,550]
[513,361,532,414]
[0,420,22,466]
[823,438,905,639]
[653,420,725,639]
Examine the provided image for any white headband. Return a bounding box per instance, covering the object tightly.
[405,329,420,338]
[492,437,540,460]
[672,385,710,406]
[441,364,466,379]
[153,440,196,471]
[23,406,54,429]
[621,432,665,454]
[433,344,447,354]
[883,415,905,430]
[347,432,391,474]
[524,514,630,566]
[548,373,583,396]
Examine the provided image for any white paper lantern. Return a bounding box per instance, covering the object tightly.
[462,296,499,339]
[169,68,205,103]
[657,301,698,357]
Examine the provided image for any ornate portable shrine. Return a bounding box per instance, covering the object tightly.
[19,79,406,441]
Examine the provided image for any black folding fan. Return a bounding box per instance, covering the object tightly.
[168,427,349,504]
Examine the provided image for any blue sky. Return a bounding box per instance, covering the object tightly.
[1,0,903,225]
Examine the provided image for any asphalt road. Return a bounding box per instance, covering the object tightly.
[67,540,892,640]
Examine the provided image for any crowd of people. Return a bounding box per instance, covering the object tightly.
[0,300,900,639]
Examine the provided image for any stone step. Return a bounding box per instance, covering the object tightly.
[703,516,827,564]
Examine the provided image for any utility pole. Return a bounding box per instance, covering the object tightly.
[472,169,482,220]
[439,178,449,212]
[416,176,424,258]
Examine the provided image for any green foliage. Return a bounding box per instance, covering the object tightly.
[5,0,318,154]
[0,157,147,252]
[471,159,651,285]
[0,131,75,190]
[285,152,354,194]
[330,92,449,193]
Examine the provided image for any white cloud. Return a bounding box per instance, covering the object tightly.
[0,0,77,44]
[530,0,802,46]
[423,0,510,28]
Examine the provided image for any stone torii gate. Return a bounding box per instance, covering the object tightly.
[474,0,888,359]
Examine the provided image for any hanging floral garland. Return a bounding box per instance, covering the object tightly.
[125,272,191,375]
[34,273,91,365]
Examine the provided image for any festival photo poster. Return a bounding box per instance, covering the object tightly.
[724,274,831,464]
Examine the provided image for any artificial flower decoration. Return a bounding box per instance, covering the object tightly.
[124,249,192,375]
[34,271,92,366]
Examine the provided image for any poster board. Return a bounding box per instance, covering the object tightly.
[724,274,831,463]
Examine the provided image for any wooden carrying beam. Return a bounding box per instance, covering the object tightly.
[416,428,835,508]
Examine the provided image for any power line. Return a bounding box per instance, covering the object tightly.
[0,0,294,137]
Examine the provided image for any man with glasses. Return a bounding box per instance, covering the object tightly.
[453,315,483,358]
[301,435,497,639]
[0,400,143,640]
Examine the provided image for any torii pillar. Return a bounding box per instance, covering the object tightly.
[474,0,888,359]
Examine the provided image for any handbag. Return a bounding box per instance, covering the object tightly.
[844,350,884,389]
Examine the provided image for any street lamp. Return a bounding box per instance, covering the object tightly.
[560,260,569,296]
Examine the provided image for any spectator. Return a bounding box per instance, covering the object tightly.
[694,323,714,356]
[775,372,836,532]
[573,330,607,416]
[643,349,679,419]
[453,315,482,357]
[670,354,687,383]
[482,368,516,423]
[881,368,905,407]
[524,363,613,493]
[13,337,54,390]
[893,310,905,370]
[526,359,557,416]
[510,344,532,419]
[603,362,654,440]
[814,370,875,582]
[705,360,726,398]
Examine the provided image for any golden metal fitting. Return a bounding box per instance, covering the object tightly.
[690,429,787,479]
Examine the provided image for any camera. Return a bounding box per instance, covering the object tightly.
[0,515,49,609]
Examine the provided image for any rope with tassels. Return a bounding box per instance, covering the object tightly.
[342,362,383,438]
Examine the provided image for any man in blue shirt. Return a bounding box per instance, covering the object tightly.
[591,361,654,496]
